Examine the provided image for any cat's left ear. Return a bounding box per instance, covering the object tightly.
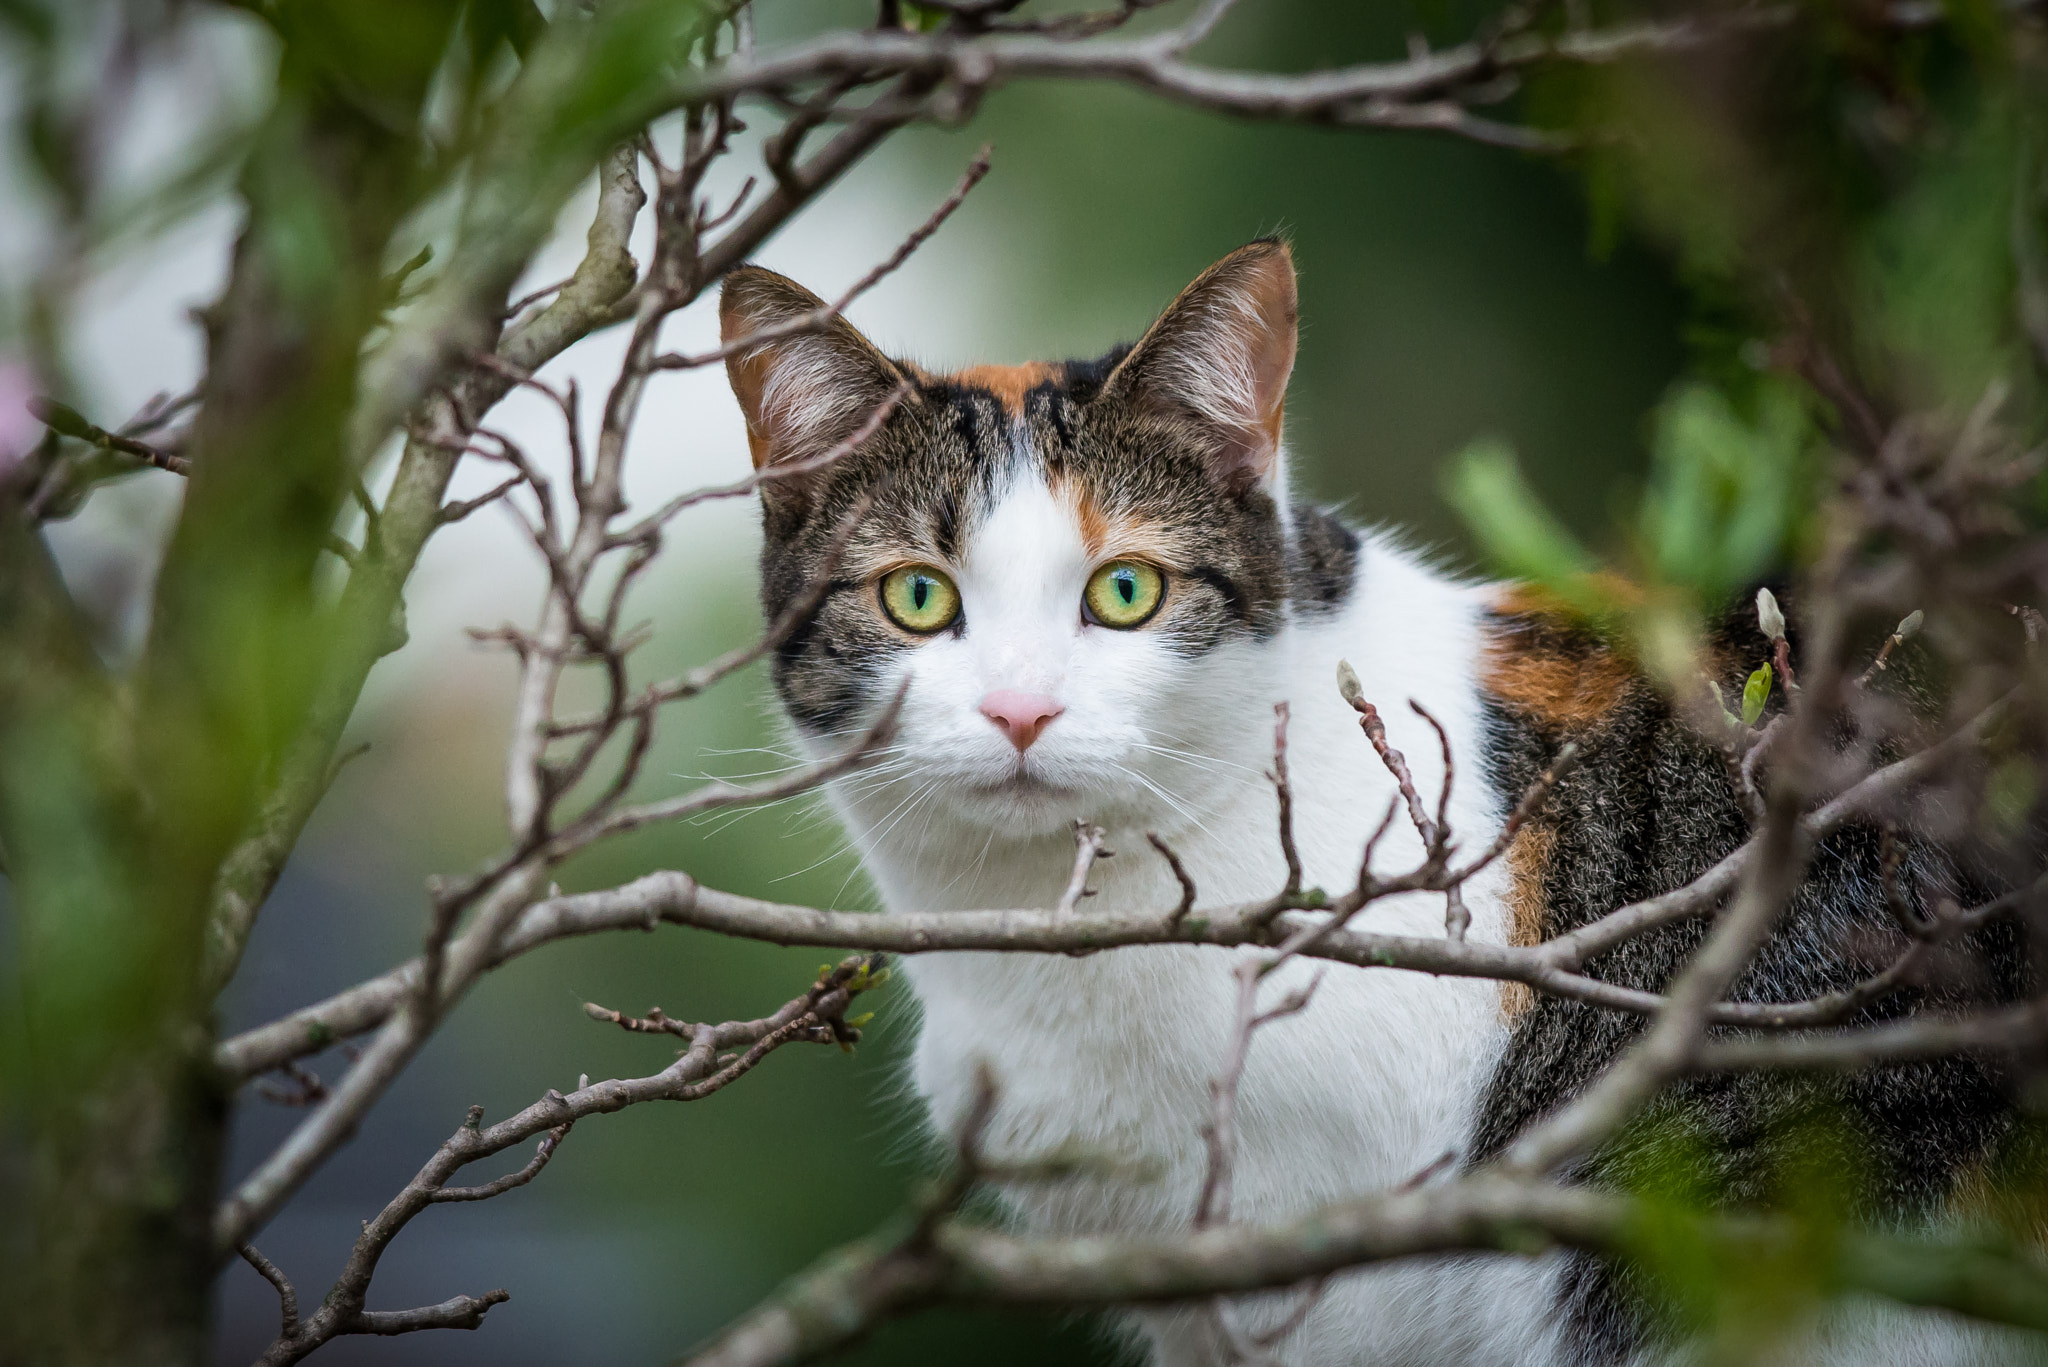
[1102,239,1298,495]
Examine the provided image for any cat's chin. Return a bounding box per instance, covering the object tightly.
[948,772,1091,834]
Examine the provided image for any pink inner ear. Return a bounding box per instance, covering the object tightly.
[1109,242,1300,491]
[1218,250,1299,476]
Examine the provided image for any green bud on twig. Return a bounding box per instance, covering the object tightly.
[27,396,95,441]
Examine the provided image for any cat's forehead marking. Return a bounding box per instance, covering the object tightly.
[1046,471,1187,566]
[946,363,1060,418]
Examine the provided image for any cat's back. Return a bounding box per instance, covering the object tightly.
[1467,588,2030,1365]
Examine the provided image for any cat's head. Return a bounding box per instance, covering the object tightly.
[722,241,1342,837]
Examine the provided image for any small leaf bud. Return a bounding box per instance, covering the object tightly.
[1336,659,1364,707]
[1755,587,1786,642]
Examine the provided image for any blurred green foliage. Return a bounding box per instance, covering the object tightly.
[1613,1112,1863,1364]
[1456,3,2047,683]
[1447,376,1811,678]
[4,0,2046,1362]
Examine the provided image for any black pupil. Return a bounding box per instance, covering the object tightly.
[1115,572,1135,603]
[912,578,929,610]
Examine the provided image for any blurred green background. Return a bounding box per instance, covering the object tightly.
[1,1,1689,1363]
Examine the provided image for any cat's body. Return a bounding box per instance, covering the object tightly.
[719,242,2032,1365]
[869,529,1554,1365]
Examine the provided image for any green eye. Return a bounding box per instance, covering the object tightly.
[879,565,961,634]
[1083,560,1166,628]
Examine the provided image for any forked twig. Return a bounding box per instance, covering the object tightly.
[239,1243,299,1343]
[1057,821,1112,915]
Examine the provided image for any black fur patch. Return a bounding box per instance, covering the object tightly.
[1470,601,2028,1364]
[1286,503,1360,616]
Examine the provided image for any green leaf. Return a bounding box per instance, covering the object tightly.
[1444,439,1638,634]
[1741,663,1773,725]
[1640,381,1808,604]
[1444,438,1597,586]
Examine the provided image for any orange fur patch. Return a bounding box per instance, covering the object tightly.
[949,362,1057,416]
[1046,473,1185,565]
[1482,584,1639,731]
[1943,1160,2048,1250]
[1498,824,1555,1020]
[1072,482,1109,559]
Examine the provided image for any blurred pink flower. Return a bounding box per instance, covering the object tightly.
[0,361,38,480]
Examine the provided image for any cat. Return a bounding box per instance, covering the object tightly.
[718,241,2034,1366]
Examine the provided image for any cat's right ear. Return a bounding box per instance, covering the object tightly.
[720,266,907,502]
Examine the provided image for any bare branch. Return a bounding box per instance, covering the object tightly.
[1505,793,1812,1175]
[436,472,526,526]
[27,395,191,476]
[1694,1001,2048,1073]
[346,1291,511,1337]
[430,1119,573,1203]
[254,959,883,1364]
[1336,663,1436,850]
[565,681,906,849]
[677,1165,2048,1367]
[602,386,903,552]
[1194,958,1322,1229]
[633,4,1831,167]
[215,693,2026,1091]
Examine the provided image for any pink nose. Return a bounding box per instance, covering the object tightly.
[979,690,1064,752]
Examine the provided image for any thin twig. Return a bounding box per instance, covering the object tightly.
[430,1118,573,1202]
[1147,831,1197,923]
[1267,702,1303,900]
[604,385,904,549]
[27,395,191,475]
[651,145,992,371]
[1446,741,1579,882]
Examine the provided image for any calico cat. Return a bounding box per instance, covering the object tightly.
[718,242,2034,1366]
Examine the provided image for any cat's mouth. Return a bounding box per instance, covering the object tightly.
[947,766,1092,834]
[969,768,1075,798]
